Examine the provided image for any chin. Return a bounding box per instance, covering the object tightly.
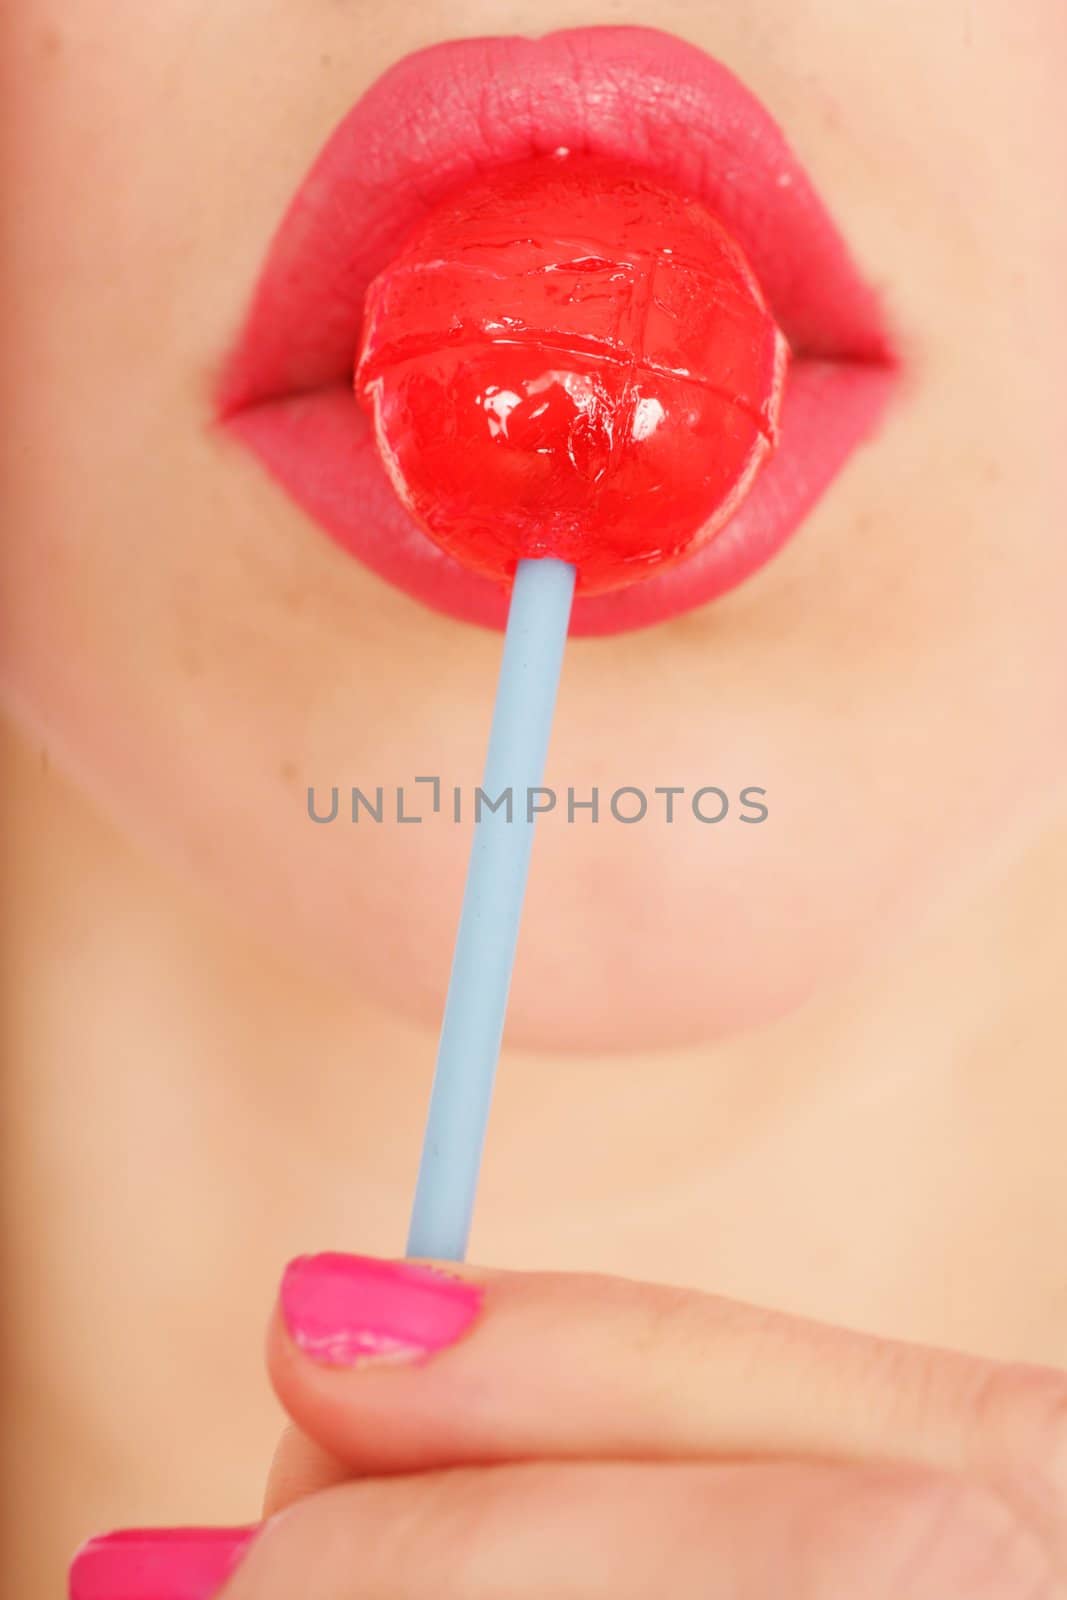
[318,811,917,1054]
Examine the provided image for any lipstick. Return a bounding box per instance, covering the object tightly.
[219,26,897,635]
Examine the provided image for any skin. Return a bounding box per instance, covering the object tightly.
[241,1262,1067,1596]
[5,0,1066,1051]
[2,0,1067,1594]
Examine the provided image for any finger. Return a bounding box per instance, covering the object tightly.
[224,1460,1058,1599]
[262,1423,351,1516]
[265,1253,1067,1528]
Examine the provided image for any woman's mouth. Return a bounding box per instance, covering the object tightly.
[217,25,897,636]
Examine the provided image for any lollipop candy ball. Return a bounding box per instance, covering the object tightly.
[355,156,788,596]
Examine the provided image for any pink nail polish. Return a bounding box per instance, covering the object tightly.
[280,1252,483,1365]
[69,1527,257,1600]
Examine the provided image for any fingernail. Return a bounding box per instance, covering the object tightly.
[69,1527,258,1600]
[280,1252,483,1366]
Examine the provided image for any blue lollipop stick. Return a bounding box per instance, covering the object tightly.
[406,557,576,1262]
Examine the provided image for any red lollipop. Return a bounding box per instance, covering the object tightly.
[355,154,788,596]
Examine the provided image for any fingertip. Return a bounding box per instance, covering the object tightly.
[274,1252,484,1370]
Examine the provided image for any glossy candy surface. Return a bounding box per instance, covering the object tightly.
[355,155,788,595]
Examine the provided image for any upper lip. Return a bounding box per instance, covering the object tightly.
[219,25,897,635]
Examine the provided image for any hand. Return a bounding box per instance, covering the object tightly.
[72,1252,1067,1596]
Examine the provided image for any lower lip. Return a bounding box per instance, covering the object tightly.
[219,27,897,636]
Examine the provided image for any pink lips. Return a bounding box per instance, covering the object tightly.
[219,26,897,635]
